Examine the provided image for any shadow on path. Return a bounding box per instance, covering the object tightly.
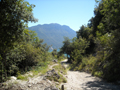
[61,59,120,90]
[81,80,120,90]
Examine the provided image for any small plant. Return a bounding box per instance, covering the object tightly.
[53,64,67,75]
[46,72,67,83]
[94,71,103,77]
[32,62,49,76]
[17,75,28,81]
[46,63,67,84]
[62,77,67,83]
[58,72,67,83]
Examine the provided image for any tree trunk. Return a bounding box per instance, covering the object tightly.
[1,52,7,81]
[0,63,3,82]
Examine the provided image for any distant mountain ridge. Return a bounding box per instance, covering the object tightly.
[29,23,76,49]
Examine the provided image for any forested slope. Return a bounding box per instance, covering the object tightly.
[29,23,76,49]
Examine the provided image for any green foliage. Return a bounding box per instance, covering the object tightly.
[17,75,29,81]
[77,25,92,40]
[59,37,73,62]
[59,0,120,82]
[53,64,67,75]
[70,37,89,70]
[82,55,97,72]
[71,55,97,72]
[0,0,69,84]
[93,0,120,81]
[0,0,37,50]
[0,0,38,82]
[77,25,95,54]
[94,71,103,77]
[52,49,57,57]
[0,28,52,82]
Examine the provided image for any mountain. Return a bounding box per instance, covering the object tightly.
[29,23,76,49]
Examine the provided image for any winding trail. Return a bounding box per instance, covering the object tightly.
[61,59,120,90]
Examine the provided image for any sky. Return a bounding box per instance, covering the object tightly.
[26,0,96,31]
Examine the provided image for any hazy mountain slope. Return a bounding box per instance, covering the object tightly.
[29,23,76,49]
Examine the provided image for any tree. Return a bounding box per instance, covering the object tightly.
[52,49,57,57]
[70,37,89,69]
[59,37,73,62]
[0,0,37,49]
[96,0,120,81]
[86,0,120,81]
[0,0,37,81]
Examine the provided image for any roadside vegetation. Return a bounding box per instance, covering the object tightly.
[59,0,120,82]
[0,0,66,83]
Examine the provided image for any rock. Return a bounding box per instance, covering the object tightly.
[28,84,31,87]
[52,59,58,63]
[55,82,59,85]
[43,76,47,80]
[54,72,60,79]
[47,79,52,85]
[44,86,59,90]
[46,69,60,79]
[61,64,66,70]
[47,69,54,77]
[60,70,63,74]
[44,87,51,90]
[11,76,17,80]
[51,69,56,74]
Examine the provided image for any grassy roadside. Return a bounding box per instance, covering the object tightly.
[16,57,67,81]
[17,61,50,80]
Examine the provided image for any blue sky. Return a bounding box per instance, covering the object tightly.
[26,0,96,31]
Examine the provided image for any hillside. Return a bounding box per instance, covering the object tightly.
[29,23,76,49]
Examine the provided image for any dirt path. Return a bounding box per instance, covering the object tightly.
[1,59,120,90]
[62,59,120,90]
